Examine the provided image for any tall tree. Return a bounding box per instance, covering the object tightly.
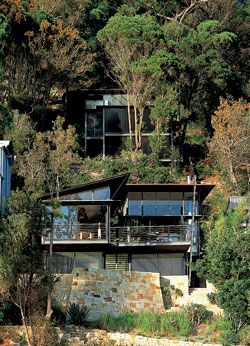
[0,191,47,346]
[160,19,238,151]
[97,14,164,149]
[209,98,250,191]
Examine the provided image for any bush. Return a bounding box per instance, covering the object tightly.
[181,303,211,328]
[67,302,90,327]
[51,303,67,326]
[160,310,192,337]
[134,310,161,336]
[97,311,134,332]
[0,301,21,325]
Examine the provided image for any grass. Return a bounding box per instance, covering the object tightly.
[97,309,194,338]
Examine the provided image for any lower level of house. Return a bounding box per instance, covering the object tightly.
[50,250,187,276]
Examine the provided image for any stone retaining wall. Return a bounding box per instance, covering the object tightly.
[53,269,222,320]
[68,268,165,320]
[61,327,223,346]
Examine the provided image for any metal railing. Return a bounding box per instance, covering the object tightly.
[42,223,107,242]
[110,225,191,245]
[42,223,191,245]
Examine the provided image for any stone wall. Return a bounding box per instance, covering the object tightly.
[69,268,165,320]
[53,268,165,320]
[162,276,223,315]
[61,326,223,346]
[53,269,222,320]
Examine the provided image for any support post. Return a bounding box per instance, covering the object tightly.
[188,175,196,287]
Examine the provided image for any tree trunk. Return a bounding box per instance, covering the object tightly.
[127,94,133,145]
[228,159,237,186]
[138,107,144,149]
[134,97,139,149]
[20,308,32,346]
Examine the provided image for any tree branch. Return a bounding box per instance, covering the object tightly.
[157,0,208,23]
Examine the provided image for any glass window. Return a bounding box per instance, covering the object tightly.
[87,113,103,137]
[105,108,129,133]
[128,200,142,216]
[143,200,157,216]
[157,200,170,216]
[93,187,110,200]
[78,190,92,200]
[184,200,193,215]
[53,206,78,225]
[86,139,103,157]
[105,136,124,156]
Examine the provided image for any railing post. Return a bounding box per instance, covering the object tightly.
[127,226,130,243]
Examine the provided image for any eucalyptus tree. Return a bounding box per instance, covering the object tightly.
[97,14,165,150]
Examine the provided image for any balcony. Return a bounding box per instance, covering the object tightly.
[110,225,191,246]
[42,223,191,247]
[42,223,107,244]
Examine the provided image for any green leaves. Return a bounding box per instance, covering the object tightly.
[196,196,250,331]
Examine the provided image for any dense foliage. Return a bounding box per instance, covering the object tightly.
[196,195,250,342]
[0,1,249,345]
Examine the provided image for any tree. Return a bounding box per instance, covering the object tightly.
[0,0,95,120]
[97,14,164,149]
[209,98,250,191]
[149,86,179,157]
[160,20,238,152]
[0,190,48,346]
[196,195,250,335]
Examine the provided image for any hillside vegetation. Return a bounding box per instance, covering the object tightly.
[0,1,249,345]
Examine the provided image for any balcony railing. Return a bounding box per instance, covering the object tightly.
[42,223,107,243]
[110,225,191,245]
[42,223,192,246]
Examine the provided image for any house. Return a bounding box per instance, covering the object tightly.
[65,89,171,160]
[0,140,13,216]
[41,174,214,282]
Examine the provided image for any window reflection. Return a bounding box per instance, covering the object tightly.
[128,199,194,216]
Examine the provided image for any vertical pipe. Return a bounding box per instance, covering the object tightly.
[188,176,196,287]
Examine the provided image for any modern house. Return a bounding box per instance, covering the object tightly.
[65,89,171,160]
[0,140,13,216]
[41,174,214,282]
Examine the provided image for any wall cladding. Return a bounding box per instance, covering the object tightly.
[53,269,222,320]
[56,268,165,320]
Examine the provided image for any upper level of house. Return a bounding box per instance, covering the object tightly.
[41,174,214,253]
[0,140,14,216]
[65,89,171,159]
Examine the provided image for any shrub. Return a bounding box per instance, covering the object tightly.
[181,303,211,327]
[67,302,90,326]
[134,310,161,336]
[240,325,250,346]
[160,310,192,337]
[97,311,135,332]
[97,312,117,331]
[51,303,67,325]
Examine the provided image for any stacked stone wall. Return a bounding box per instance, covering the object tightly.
[53,269,222,320]
[68,268,165,320]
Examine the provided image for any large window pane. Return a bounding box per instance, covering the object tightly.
[143,200,157,216]
[86,139,103,157]
[78,190,92,200]
[105,108,129,133]
[93,187,110,200]
[128,200,142,215]
[87,113,103,137]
